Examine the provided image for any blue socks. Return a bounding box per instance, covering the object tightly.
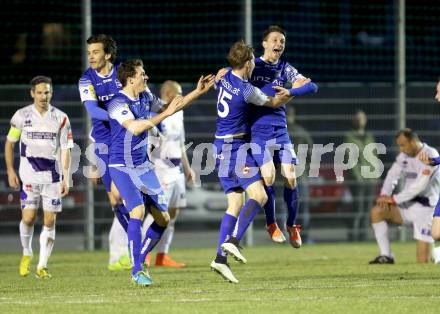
[234,199,263,241]
[216,213,237,257]
[263,185,276,226]
[127,218,142,275]
[114,203,130,232]
[139,221,166,263]
[284,186,299,227]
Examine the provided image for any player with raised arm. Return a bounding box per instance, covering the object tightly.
[210,41,292,284]
[249,26,318,247]
[5,76,73,278]
[143,80,194,268]
[78,34,131,271]
[370,129,440,264]
[107,59,214,286]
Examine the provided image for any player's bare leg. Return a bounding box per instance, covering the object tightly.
[416,240,431,263]
[432,217,440,241]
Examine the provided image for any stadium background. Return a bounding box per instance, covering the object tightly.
[0,0,439,251]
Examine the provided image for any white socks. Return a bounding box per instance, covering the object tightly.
[433,246,440,264]
[108,216,129,264]
[19,220,34,256]
[156,217,176,254]
[372,221,392,257]
[37,225,55,269]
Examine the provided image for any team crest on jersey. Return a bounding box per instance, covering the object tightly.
[24,184,32,191]
[24,120,32,127]
[121,103,130,115]
[214,153,224,160]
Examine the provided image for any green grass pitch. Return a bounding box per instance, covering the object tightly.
[1,242,440,313]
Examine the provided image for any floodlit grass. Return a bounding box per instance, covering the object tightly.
[1,242,440,313]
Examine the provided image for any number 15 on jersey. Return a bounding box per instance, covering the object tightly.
[217,87,232,118]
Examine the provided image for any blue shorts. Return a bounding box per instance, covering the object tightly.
[213,137,261,194]
[250,124,298,167]
[434,199,440,217]
[109,166,168,212]
[94,143,112,192]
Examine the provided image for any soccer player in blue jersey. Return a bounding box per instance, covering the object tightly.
[107,59,214,286]
[419,81,440,263]
[249,25,318,248]
[78,34,131,271]
[210,41,292,283]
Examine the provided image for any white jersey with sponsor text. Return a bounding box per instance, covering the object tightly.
[8,104,74,184]
[149,110,185,184]
[381,143,440,207]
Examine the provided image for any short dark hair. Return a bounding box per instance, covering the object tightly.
[30,76,52,91]
[87,34,117,63]
[117,59,144,87]
[262,25,286,41]
[395,128,420,141]
[227,40,254,69]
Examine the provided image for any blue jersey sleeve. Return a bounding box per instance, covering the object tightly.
[243,83,268,106]
[84,100,109,121]
[289,82,318,97]
[284,62,304,83]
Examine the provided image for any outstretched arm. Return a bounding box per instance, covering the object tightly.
[419,151,440,166]
[178,75,215,111]
[273,78,318,98]
[122,96,184,136]
[244,84,292,109]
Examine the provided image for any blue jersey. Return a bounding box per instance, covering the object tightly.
[215,70,269,139]
[249,57,303,127]
[107,90,164,167]
[78,65,122,145]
